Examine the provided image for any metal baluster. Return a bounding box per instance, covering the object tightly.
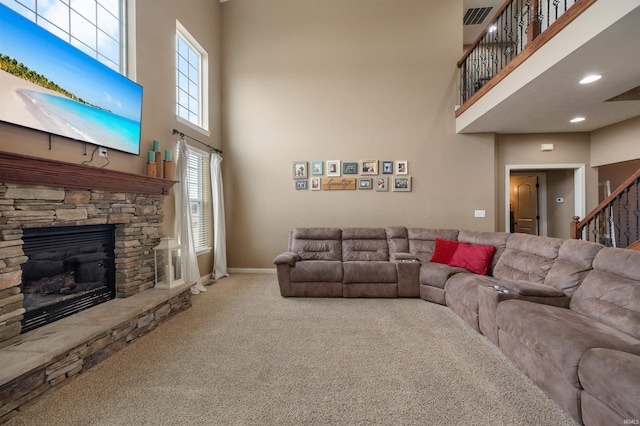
[624,188,630,247]
[616,194,622,247]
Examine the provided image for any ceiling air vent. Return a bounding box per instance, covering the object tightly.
[464,7,493,26]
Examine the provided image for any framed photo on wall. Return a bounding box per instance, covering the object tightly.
[395,160,408,175]
[295,180,308,190]
[392,176,412,192]
[382,161,393,174]
[310,177,321,191]
[361,160,378,175]
[326,160,341,177]
[376,176,388,192]
[311,161,323,175]
[293,161,308,179]
[343,162,358,174]
[358,178,373,189]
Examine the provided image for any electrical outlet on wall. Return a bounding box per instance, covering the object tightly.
[99,147,107,157]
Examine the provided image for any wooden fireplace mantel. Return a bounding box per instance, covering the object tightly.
[0,151,176,195]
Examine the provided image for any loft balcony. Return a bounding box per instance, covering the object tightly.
[456,0,640,134]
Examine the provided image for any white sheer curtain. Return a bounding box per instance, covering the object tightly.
[211,153,228,279]
[175,140,207,294]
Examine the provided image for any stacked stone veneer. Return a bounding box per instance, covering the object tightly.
[0,182,166,349]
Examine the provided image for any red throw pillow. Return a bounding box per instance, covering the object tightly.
[448,243,496,275]
[430,238,461,264]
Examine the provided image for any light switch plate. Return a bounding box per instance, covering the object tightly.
[474,210,486,218]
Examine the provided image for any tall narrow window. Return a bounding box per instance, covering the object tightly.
[186,147,212,253]
[5,0,125,73]
[176,22,208,131]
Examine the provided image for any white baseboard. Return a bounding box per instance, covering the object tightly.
[228,268,276,274]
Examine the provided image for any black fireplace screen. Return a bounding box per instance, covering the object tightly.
[20,224,116,333]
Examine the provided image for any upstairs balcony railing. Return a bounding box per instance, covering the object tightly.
[457,0,595,109]
[571,168,640,248]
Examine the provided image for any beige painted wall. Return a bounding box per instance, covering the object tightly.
[221,0,496,269]
[546,169,575,239]
[0,0,222,278]
[497,133,598,235]
[591,116,640,167]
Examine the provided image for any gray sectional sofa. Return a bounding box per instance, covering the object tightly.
[274,227,640,425]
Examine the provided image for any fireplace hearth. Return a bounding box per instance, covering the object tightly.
[21,224,116,333]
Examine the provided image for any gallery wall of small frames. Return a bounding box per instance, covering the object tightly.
[292,160,412,192]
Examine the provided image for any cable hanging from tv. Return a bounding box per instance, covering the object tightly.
[172,129,222,154]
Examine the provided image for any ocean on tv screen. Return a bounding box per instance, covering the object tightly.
[0,4,142,155]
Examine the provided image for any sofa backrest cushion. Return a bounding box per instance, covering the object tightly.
[544,239,603,296]
[386,226,409,258]
[290,227,342,261]
[342,227,389,261]
[457,230,510,274]
[570,247,640,339]
[407,228,459,262]
[492,233,562,283]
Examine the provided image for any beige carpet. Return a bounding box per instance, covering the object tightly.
[6,274,577,426]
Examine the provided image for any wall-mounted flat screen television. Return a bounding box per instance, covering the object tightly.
[0,4,142,155]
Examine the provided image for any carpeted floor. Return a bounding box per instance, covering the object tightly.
[6,274,577,425]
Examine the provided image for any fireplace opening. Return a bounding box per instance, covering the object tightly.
[20,224,116,333]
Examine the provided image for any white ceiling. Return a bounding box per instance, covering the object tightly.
[459,0,640,134]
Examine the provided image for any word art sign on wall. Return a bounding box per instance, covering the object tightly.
[322,178,357,190]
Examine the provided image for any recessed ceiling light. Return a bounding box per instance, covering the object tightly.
[579,74,602,84]
[570,117,586,123]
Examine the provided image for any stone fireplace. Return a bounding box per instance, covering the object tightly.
[0,151,193,421]
[0,151,177,347]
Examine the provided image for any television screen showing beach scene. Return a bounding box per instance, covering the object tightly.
[0,4,143,155]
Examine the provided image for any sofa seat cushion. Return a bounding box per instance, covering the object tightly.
[419,262,466,289]
[579,348,640,422]
[290,260,343,283]
[497,300,640,387]
[343,261,397,283]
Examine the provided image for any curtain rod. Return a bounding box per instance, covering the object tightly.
[172,129,223,154]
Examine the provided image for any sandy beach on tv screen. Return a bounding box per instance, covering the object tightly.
[0,70,86,140]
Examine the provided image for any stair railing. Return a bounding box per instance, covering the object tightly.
[571,167,640,248]
[457,0,594,112]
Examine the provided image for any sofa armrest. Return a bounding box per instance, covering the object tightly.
[478,283,570,345]
[496,279,565,297]
[391,252,419,262]
[273,251,300,266]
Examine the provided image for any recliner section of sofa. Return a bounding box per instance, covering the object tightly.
[478,237,603,345]
[496,247,640,423]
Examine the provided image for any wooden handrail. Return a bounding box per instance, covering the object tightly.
[571,166,640,238]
